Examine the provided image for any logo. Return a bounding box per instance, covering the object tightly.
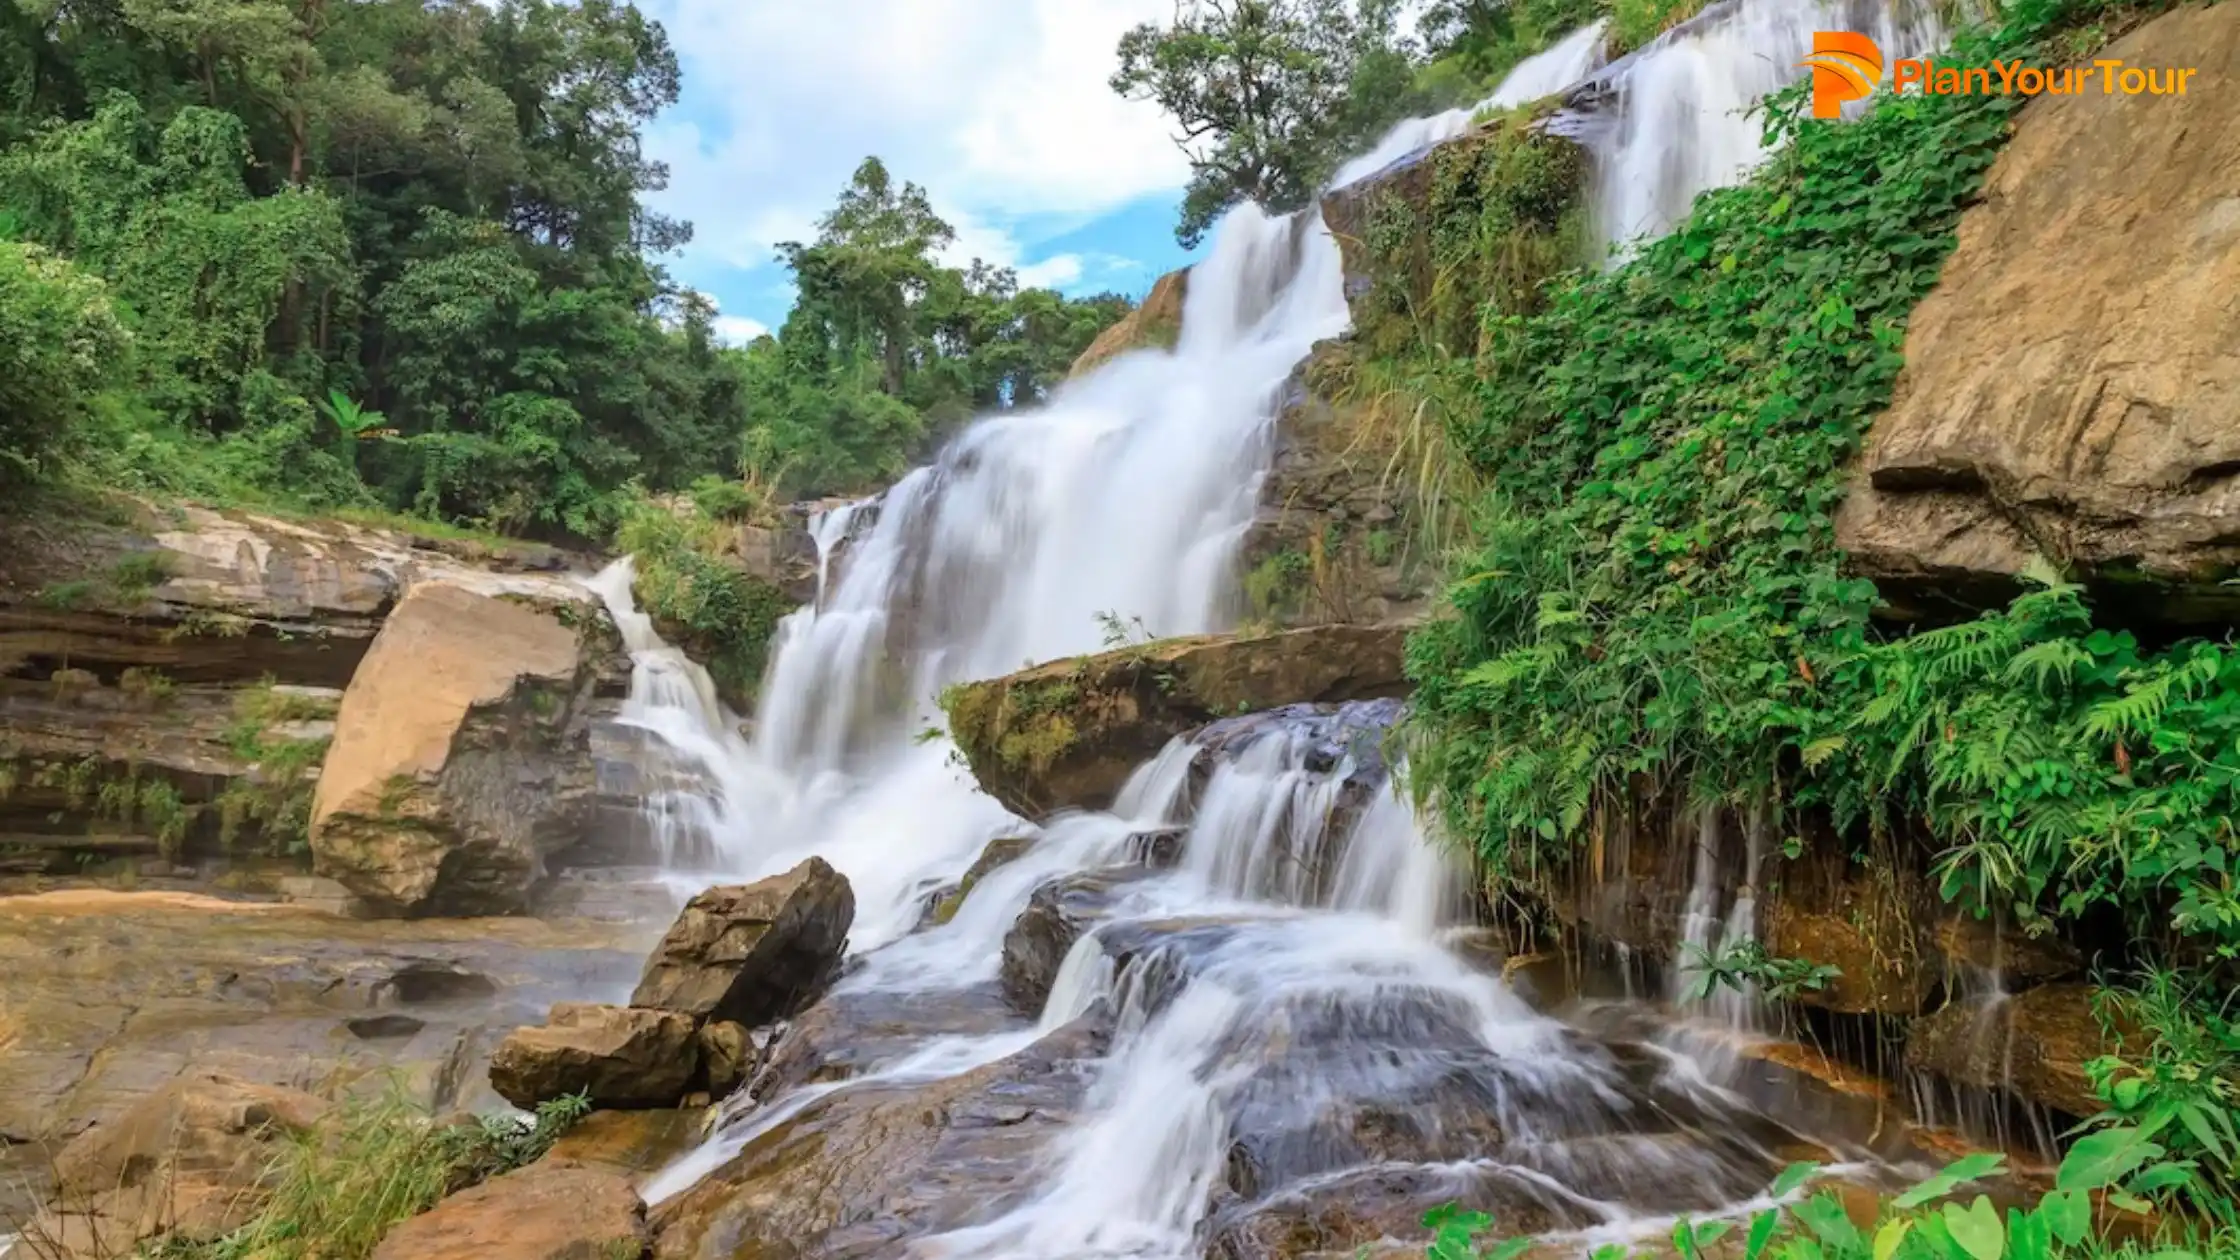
[1801,31,2201,119]
[1800,31,1884,119]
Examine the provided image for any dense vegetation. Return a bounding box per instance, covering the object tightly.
[1392,0,2240,1220]
[0,4,1125,538]
[1114,0,1702,244]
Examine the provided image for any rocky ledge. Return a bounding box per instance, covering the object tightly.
[941,622,1410,819]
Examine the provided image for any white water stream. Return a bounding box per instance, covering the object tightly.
[583,6,1949,1253]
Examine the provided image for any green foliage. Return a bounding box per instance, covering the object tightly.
[1405,16,2026,900]
[215,679,335,855]
[1681,938,1841,1003]
[2085,972,2240,1208]
[0,240,126,486]
[1428,1137,2235,1260]
[159,1082,592,1260]
[616,488,793,706]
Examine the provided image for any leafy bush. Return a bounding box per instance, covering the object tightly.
[614,488,794,706]
[0,240,125,485]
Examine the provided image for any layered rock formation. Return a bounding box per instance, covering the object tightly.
[1837,4,2240,623]
[1067,268,1187,377]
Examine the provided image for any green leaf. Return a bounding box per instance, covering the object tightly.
[1893,1153,2008,1209]
[1744,1209,1780,1260]
[1771,1161,1822,1199]
[1940,1197,2004,1260]
[1792,1193,1862,1252]
[2036,1191,2090,1246]
[1874,1217,1914,1260]
[2057,1128,2161,1191]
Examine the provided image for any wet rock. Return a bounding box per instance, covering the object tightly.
[997,867,1163,1015]
[545,1109,712,1183]
[629,858,854,1028]
[311,581,624,917]
[1932,916,2080,985]
[369,1160,649,1260]
[1836,3,2240,624]
[651,1017,1106,1260]
[753,983,1022,1100]
[0,887,647,1194]
[1125,827,1186,868]
[18,1074,327,1259]
[1205,1164,1578,1260]
[925,835,1036,927]
[943,624,1410,819]
[1069,267,1187,376]
[1908,983,2127,1118]
[489,1004,701,1111]
[697,1021,752,1099]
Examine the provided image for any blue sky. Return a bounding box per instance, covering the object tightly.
[634,0,1203,341]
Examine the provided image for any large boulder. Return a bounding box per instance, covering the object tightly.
[488,1003,701,1111]
[0,501,585,870]
[1837,3,2240,623]
[369,1160,649,1260]
[311,580,623,917]
[629,858,854,1028]
[942,623,1410,818]
[19,1074,327,1258]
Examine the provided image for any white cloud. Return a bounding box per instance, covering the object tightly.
[641,0,1189,292]
[1015,253,1084,289]
[711,314,771,345]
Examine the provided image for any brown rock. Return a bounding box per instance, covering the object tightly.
[1908,983,2126,1118]
[943,623,1411,819]
[1933,915,2081,985]
[20,1074,327,1258]
[924,834,1036,927]
[998,868,1162,1015]
[311,581,621,917]
[489,1004,700,1111]
[697,1021,752,1099]
[1069,267,1188,377]
[369,1160,648,1260]
[1837,4,2240,623]
[629,858,854,1027]
[545,1110,710,1181]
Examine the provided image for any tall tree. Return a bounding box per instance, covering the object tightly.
[1113,0,1418,246]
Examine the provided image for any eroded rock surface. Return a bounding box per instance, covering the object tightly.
[943,624,1409,818]
[369,1160,650,1260]
[1069,268,1187,376]
[310,581,624,917]
[1908,983,2125,1118]
[18,1074,326,1259]
[1837,3,2240,621]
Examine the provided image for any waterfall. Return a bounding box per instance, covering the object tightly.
[586,3,1948,1250]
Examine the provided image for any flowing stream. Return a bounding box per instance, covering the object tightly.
[583,6,1951,1255]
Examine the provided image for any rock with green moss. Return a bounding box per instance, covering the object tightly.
[942,624,1409,820]
[310,581,625,917]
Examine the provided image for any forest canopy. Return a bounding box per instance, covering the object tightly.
[0,0,1128,537]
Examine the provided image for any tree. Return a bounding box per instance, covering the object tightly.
[1113,0,1419,246]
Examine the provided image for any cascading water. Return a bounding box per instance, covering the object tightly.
[583,6,1960,1253]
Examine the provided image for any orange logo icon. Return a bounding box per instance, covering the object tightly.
[1800,32,1884,118]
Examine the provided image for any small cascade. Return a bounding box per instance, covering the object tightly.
[1574,0,1944,250]
[1905,964,2062,1163]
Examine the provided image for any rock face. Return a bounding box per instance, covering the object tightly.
[311,580,624,917]
[488,1003,701,1111]
[998,867,1162,1014]
[1908,983,2125,1119]
[0,887,646,1224]
[629,858,855,1027]
[369,1160,649,1260]
[1837,3,2240,622]
[1069,268,1188,376]
[19,1074,326,1258]
[651,1017,1107,1260]
[943,623,1410,818]
[0,502,585,871]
